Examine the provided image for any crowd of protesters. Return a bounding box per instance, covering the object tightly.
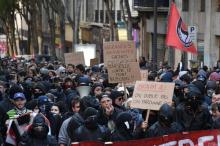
[0,56,220,146]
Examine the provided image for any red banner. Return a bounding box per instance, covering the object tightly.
[72,130,220,146]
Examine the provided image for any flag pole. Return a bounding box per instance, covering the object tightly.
[152,0,158,72]
[167,0,174,68]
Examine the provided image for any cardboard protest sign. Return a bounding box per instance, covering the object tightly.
[90,58,99,66]
[125,70,148,86]
[107,62,141,83]
[131,81,175,110]
[140,70,148,81]
[103,41,136,63]
[64,52,85,65]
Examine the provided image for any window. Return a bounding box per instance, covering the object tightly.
[117,10,121,22]
[100,10,104,23]
[182,0,189,11]
[95,10,99,22]
[200,0,205,12]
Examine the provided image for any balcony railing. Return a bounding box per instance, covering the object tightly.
[133,0,169,12]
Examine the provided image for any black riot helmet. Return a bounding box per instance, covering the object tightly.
[185,83,203,110]
[158,103,173,127]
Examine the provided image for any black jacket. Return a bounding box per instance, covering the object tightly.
[176,102,213,131]
[98,107,121,127]
[19,132,58,146]
[146,121,182,138]
[0,97,14,113]
[0,97,14,140]
[110,129,133,141]
[74,125,110,142]
[213,117,220,129]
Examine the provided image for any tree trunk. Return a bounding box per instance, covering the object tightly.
[30,3,39,55]
[15,15,21,55]
[6,23,13,56]
[71,0,75,51]
[49,18,56,57]
[59,0,66,60]
[75,0,81,44]
[43,0,56,57]
[6,32,10,56]
[50,0,66,58]
[27,21,31,54]
[104,0,118,41]
[10,13,17,56]
[124,0,133,40]
[20,4,31,55]
[37,0,44,54]
[60,14,65,60]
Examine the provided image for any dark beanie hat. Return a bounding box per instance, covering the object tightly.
[83,107,98,119]
[34,83,46,94]
[180,74,191,84]
[206,80,217,90]
[91,83,104,94]
[97,93,111,101]
[110,90,124,101]
[192,80,205,95]
[91,65,100,72]
[9,85,23,99]
[187,83,202,98]
[78,76,91,86]
[38,95,49,107]
[26,99,38,110]
[33,114,46,125]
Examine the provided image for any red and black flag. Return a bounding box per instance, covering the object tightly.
[166,2,197,54]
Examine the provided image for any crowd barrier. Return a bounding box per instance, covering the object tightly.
[71,129,220,146]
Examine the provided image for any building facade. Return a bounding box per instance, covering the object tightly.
[135,0,220,69]
[80,0,137,63]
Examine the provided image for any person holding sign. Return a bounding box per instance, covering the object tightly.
[5,92,32,145]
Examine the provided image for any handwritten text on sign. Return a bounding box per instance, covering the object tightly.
[64,52,85,65]
[131,81,175,110]
[125,70,148,86]
[107,62,141,83]
[140,70,148,81]
[103,41,136,63]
